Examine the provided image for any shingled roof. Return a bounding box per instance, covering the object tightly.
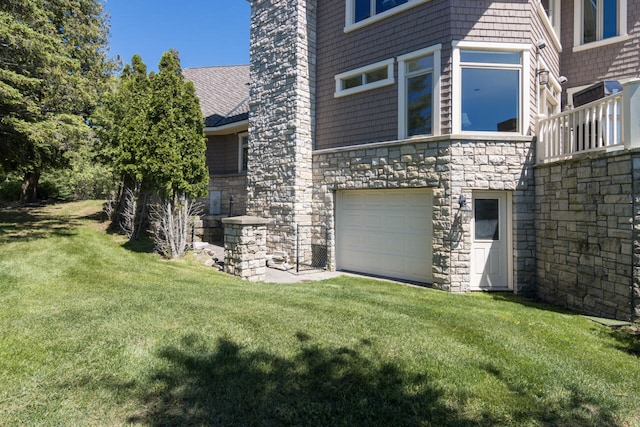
[183,64,250,128]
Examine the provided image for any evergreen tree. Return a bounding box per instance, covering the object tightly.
[147,50,208,257]
[97,50,207,255]
[148,50,208,200]
[0,0,112,202]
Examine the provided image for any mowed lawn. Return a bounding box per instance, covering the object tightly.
[0,201,639,426]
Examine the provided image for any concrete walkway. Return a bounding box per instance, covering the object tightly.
[193,242,347,283]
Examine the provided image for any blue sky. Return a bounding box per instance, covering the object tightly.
[104,0,250,71]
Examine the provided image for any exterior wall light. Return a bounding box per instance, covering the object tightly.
[458,195,472,223]
[537,69,550,86]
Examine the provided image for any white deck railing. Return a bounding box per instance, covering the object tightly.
[537,93,625,163]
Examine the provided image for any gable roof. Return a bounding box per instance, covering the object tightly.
[183,64,250,128]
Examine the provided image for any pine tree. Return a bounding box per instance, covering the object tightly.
[0,0,112,202]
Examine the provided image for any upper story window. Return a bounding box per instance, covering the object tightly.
[537,0,561,49]
[574,0,627,50]
[335,59,394,98]
[541,0,558,28]
[345,0,428,32]
[238,132,248,173]
[452,41,531,135]
[398,45,441,139]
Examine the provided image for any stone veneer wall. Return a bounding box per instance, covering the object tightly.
[247,0,317,258]
[222,216,269,282]
[193,174,247,243]
[536,150,640,321]
[312,136,537,294]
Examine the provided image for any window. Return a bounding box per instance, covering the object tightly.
[537,0,561,49]
[452,42,530,134]
[574,0,627,49]
[238,132,248,173]
[474,199,499,240]
[538,69,561,117]
[335,59,394,97]
[398,45,441,138]
[345,0,428,31]
[540,0,560,29]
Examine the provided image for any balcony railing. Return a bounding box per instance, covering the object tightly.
[537,79,640,164]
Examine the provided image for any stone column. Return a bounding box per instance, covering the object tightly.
[247,0,317,259]
[222,216,270,282]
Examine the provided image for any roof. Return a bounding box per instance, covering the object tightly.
[183,64,250,128]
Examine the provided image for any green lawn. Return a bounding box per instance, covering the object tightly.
[1,201,639,426]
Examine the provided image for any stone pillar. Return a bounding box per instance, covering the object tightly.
[222,216,270,282]
[247,0,317,259]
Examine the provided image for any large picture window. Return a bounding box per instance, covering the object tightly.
[574,0,627,49]
[397,45,441,139]
[452,42,530,134]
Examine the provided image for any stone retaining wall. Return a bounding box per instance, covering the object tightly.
[536,150,640,320]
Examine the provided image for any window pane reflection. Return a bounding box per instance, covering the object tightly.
[407,72,433,136]
[461,68,519,132]
[475,199,499,240]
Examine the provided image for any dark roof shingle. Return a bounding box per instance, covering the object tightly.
[183,64,250,128]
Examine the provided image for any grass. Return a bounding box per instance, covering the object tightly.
[1,201,639,426]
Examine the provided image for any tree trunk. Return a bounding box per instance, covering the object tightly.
[20,171,41,204]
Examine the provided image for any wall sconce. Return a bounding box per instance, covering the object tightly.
[537,69,550,86]
[458,195,472,223]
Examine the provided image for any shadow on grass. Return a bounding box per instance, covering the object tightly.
[128,334,479,426]
[489,293,577,316]
[0,206,79,243]
[608,325,640,358]
[127,332,625,426]
[479,362,621,426]
[121,235,156,253]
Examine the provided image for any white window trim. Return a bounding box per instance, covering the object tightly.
[344,0,429,33]
[452,41,531,136]
[535,0,562,51]
[334,58,395,98]
[573,0,628,51]
[397,44,441,139]
[238,132,248,173]
[536,57,562,118]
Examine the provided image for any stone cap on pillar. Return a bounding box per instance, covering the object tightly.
[222,216,271,225]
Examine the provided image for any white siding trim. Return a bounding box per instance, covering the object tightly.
[334,58,395,98]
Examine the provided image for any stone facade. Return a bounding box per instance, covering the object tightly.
[247,0,317,259]
[194,174,247,243]
[222,216,269,282]
[313,136,537,294]
[536,150,640,320]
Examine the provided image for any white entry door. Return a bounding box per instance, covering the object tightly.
[470,191,511,290]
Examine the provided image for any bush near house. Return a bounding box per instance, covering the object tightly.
[0,201,639,426]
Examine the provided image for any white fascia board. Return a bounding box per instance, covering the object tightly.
[204,119,249,136]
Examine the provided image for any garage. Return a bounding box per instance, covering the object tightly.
[336,189,433,283]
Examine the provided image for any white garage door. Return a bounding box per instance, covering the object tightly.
[336,189,433,283]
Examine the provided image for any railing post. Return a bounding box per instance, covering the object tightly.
[622,78,640,149]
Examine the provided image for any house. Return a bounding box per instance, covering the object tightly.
[183,65,250,242]
[201,1,639,320]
